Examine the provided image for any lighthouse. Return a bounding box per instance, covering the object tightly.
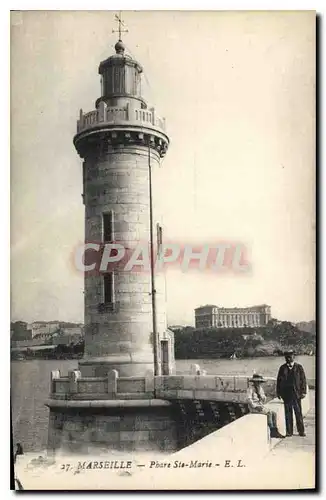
[46,20,177,454]
[74,29,174,379]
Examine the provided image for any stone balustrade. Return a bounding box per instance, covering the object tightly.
[50,369,155,400]
[155,374,276,403]
[76,102,166,134]
[50,370,277,404]
[50,368,314,412]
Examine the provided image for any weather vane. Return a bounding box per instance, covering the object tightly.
[112,11,128,40]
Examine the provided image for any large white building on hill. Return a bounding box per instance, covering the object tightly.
[195,304,272,329]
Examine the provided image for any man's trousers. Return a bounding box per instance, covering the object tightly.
[283,397,305,435]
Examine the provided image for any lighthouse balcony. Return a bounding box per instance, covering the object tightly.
[76,102,166,135]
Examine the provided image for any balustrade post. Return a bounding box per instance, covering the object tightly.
[107,369,118,397]
[50,370,60,394]
[98,101,106,122]
[68,370,81,394]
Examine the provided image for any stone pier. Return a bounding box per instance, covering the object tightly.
[46,368,282,454]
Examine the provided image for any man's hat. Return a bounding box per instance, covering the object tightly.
[284,349,295,356]
[249,373,266,383]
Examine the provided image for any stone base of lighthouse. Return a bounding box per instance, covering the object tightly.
[47,399,179,456]
[45,366,256,456]
[46,325,177,455]
[46,361,179,455]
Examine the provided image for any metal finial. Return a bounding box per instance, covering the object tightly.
[112,11,128,41]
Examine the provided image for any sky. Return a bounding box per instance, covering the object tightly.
[10,10,315,325]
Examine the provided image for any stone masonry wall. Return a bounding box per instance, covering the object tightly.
[48,406,178,455]
[82,145,167,377]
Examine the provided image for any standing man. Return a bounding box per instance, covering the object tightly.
[277,350,307,437]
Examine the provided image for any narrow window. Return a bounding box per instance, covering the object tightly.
[100,76,104,96]
[104,273,114,304]
[82,163,86,203]
[156,223,163,255]
[102,211,113,242]
[82,162,86,185]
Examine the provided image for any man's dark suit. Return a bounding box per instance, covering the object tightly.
[276,362,307,436]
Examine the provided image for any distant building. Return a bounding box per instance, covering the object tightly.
[195,304,272,329]
[61,327,83,337]
[28,321,60,338]
[11,321,84,348]
[194,305,217,329]
[10,321,32,341]
[27,321,84,338]
[33,332,54,343]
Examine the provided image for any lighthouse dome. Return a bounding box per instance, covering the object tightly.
[97,39,144,106]
[114,39,125,55]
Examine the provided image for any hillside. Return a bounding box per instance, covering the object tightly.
[173,322,316,359]
[296,320,316,334]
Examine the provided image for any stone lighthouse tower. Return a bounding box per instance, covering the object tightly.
[74,37,174,379]
[46,28,177,454]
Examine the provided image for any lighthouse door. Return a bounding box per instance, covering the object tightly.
[160,341,169,375]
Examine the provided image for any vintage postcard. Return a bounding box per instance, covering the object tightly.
[11,10,316,490]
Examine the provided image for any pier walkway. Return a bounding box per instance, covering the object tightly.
[15,391,316,490]
[259,390,316,489]
[273,390,315,453]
